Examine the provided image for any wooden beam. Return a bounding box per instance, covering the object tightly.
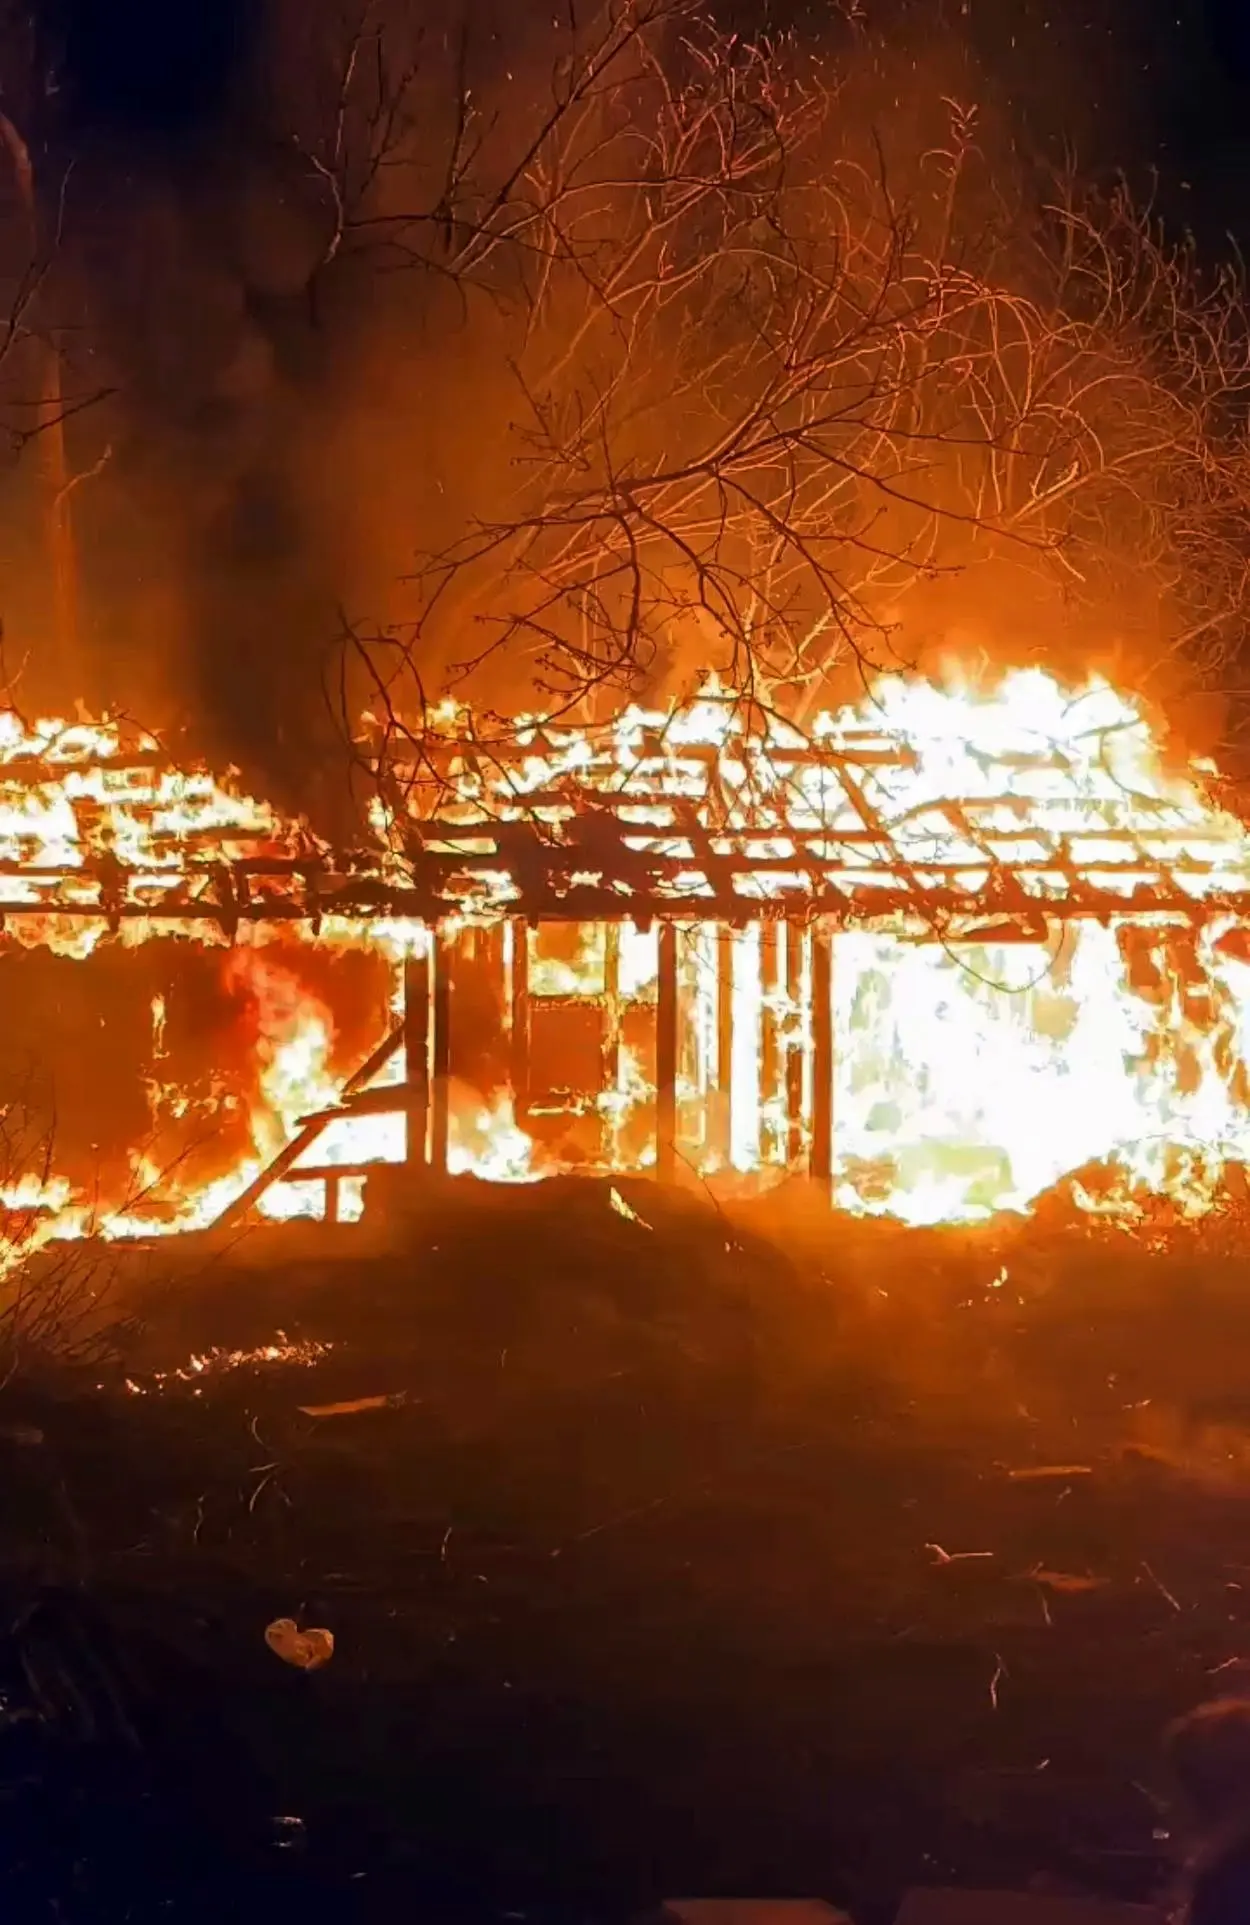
[211,1024,404,1229]
[714,925,734,1167]
[276,1161,396,1183]
[785,921,805,1165]
[1,872,1247,931]
[602,920,622,1159]
[211,1115,328,1230]
[430,928,453,1174]
[342,1027,406,1098]
[759,920,780,1166]
[403,949,431,1168]
[810,925,834,1194]
[297,1081,412,1127]
[509,918,530,1121]
[655,920,679,1182]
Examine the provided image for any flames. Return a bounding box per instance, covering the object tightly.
[4,666,1250,1256]
[0,708,297,957]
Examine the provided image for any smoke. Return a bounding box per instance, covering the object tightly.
[0,0,1233,828]
[0,0,560,825]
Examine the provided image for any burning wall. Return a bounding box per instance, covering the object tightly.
[4,667,1250,1253]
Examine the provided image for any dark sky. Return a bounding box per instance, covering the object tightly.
[969,0,1250,248]
[42,0,252,142]
[744,0,1250,254]
[34,0,1250,260]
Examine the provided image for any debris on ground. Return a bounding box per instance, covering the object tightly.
[4,1188,1250,1915]
[297,1393,401,1418]
[263,1619,335,1671]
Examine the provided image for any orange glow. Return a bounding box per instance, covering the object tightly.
[4,667,1250,1257]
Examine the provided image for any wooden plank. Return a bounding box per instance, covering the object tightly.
[714,926,734,1167]
[809,926,833,1190]
[403,949,430,1168]
[277,1162,396,1183]
[211,1116,328,1228]
[759,921,780,1166]
[602,920,622,1136]
[395,814,1210,849]
[0,888,1240,929]
[1,869,1249,930]
[212,1025,404,1229]
[655,921,679,1182]
[0,886,1238,925]
[509,918,530,1121]
[0,829,1224,892]
[0,844,1223,876]
[430,929,453,1174]
[785,921,805,1165]
[3,853,1234,893]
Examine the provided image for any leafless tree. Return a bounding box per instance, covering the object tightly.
[0,1094,123,1383]
[284,0,1250,759]
[1010,179,1250,694]
[0,4,116,673]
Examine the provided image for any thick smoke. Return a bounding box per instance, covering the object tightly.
[0,1,597,829]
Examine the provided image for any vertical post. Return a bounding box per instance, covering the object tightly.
[785,922,805,1166]
[509,917,530,1122]
[714,924,734,1167]
[403,944,431,1169]
[759,919,780,1165]
[602,921,622,1160]
[810,924,834,1196]
[430,926,453,1175]
[324,1171,342,1226]
[656,919,679,1182]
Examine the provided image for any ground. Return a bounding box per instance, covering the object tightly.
[3,1179,1250,1922]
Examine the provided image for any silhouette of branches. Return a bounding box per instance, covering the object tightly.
[296,2,1250,741]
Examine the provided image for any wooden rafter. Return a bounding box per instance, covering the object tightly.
[0,721,1245,931]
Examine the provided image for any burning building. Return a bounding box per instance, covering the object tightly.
[3,665,1250,1252]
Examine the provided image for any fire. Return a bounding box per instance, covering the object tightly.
[5,665,1250,1251]
[0,708,302,957]
[368,666,1250,1222]
[224,950,339,1155]
[446,1084,537,1183]
[122,1334,333,1395]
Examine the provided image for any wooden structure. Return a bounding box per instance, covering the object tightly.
[4,698,1250,1223]
[210,705,1250,1222]
[4,709,1250,931]
[203,913,836,1224]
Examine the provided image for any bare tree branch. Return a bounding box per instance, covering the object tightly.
[284,3,1250,754]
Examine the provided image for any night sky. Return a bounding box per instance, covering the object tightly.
[973,0,1250,249]
[34,0,1250,229]
[40,0,252,142]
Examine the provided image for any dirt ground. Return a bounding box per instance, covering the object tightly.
[4,1178,1250,1922]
